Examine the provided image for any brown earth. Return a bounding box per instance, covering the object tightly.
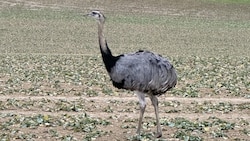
[0,0,250,140]
[0,94,249,140]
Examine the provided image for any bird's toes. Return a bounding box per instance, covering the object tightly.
[155,132,162,138]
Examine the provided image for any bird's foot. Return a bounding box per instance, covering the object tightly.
[155,132,162,138]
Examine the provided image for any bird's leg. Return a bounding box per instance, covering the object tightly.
[136,91,146,135]
[150,95,162,138]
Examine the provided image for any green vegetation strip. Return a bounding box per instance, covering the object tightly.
[1,8,250,56]
[125,117,247,141]
[1,112,248,141]
[0,55,249,98]
[0,113,110,141]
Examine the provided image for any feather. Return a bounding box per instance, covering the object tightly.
[109,50,177,95]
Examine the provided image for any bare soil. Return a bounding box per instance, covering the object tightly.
[1,93,249,140]
[0,0,249,140]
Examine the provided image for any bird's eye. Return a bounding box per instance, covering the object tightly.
[92,11,100,15]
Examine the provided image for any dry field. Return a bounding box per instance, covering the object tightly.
[0,0,250,140]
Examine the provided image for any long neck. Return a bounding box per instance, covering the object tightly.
[98,21,109,53]
[97,21,117,73]
[98,21,113,56]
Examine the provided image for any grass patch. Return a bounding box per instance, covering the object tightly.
[0,54,249,98]
[1,7,250,56]
[0,113,110,140]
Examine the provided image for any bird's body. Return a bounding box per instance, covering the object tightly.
[109,50,177,95]
[87,10,177,138]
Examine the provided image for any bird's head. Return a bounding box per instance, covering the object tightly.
[86,10,105,23]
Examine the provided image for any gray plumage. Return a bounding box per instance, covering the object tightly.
[110,50,177,94]
[87,10,177,138]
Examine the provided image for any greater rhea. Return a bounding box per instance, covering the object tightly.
[87,10,177,138]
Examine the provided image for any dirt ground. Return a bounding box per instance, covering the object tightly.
[0,92,249,140]
[0,0,250,140]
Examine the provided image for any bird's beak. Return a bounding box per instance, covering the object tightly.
[84,13,92,17]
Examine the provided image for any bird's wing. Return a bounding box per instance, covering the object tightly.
[109,51,177,94]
